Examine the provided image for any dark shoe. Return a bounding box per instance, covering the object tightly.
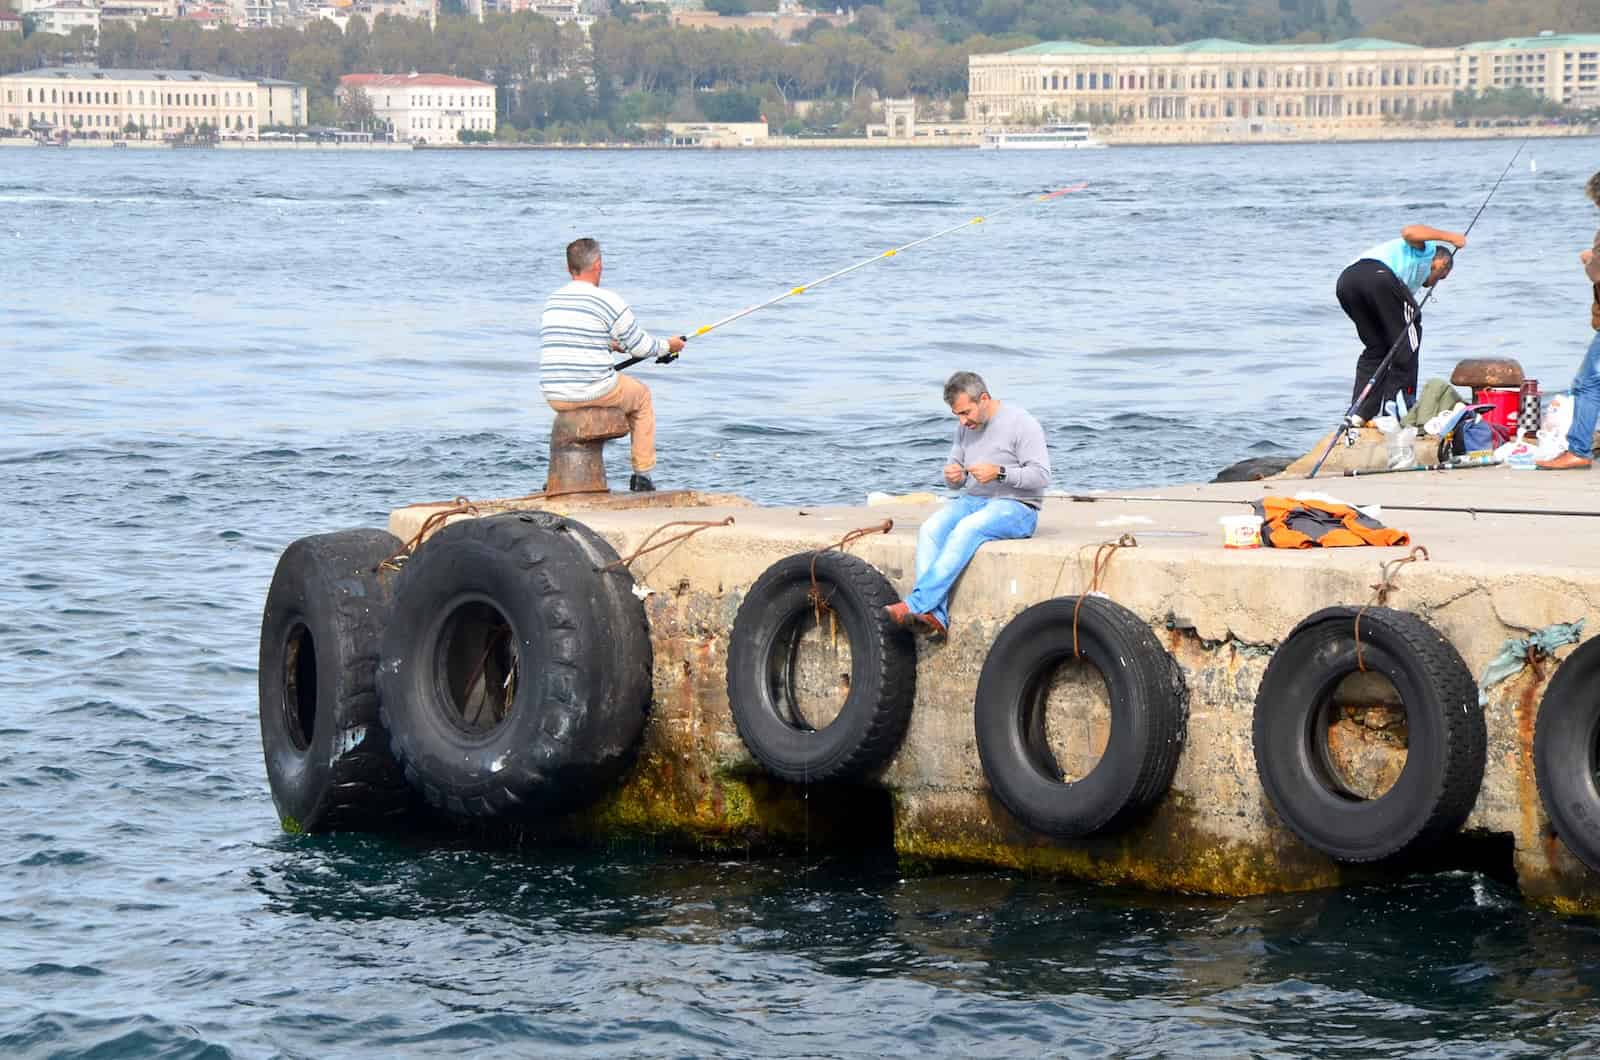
[885,602,912,627]
[1536,452,1593,471]
[913,612,948,639]
[629,472,656,492]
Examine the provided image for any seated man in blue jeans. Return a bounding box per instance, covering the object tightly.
[888,371,1052,637]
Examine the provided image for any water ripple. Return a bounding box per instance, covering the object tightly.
[3,142,1600,1058]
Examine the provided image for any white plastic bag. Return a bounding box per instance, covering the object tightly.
[1537,393,1574,460]
[1423,402,1466,439]
[1384,425,1418,469]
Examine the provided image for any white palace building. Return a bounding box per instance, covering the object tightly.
[0,66,305,138]
[337,73,496,145]
[969,33,1600,136]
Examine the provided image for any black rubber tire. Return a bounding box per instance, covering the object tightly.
[258,528,413,833]
[377,512,652,819]
[1534,637,1600,873]
[726,551,917,783]
[551,515,655,742]
[1253,606,1485,863]
[974,596,1187,838]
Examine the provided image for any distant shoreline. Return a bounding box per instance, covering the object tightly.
[5,123,1592,152]
[423,124,1597,150]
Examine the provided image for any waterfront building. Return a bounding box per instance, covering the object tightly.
[866,97,917,138]
[1456,33,1600,109]
[337,73,495,144]
[663,120,769,146]
[0,67,306,138]
[257,76,304,127]
[969,38,1459,131]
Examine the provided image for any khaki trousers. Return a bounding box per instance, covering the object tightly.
[548,374,655,473]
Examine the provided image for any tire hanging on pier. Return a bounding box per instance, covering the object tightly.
[974,596,1187,838]
[1534,636,1600,873]
[726,551,917,783]
[1253,606,1485,863]
[259,528,414,833]
[377,511,652,819]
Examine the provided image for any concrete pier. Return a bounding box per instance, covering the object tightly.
[390,466,1600,913]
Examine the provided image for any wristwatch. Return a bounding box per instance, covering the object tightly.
[997,467,1007,482]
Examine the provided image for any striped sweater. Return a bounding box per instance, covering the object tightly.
[539,280,669,402]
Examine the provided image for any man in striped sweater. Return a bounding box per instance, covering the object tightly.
[541,238,685,492]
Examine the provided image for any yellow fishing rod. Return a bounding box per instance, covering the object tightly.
[613,182,1090,371]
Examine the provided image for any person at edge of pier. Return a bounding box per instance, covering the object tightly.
[886,371,1052,638]
[1537,170,1600,472]
[539,237,685,493]
[1336,222,1468,424]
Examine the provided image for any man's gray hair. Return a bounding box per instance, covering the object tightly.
[566,237,601,273]
[943,371,989,406]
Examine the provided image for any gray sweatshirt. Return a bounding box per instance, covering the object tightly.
[948,402,1052,507]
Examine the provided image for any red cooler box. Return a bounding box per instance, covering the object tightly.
[1474,387,1520,433]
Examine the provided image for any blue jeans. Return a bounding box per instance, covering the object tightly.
[905,496,1038,631]
[1568,330,1600,459]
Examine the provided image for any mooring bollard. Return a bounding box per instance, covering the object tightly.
[547,407,629,495]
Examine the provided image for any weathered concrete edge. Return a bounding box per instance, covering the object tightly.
[387,498,1600,912]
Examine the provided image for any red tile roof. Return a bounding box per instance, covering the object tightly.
[340,73,492,89]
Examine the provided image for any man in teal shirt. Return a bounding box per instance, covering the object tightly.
[1337,224,1467,422]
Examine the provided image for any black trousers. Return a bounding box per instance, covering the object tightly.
[1337,260,1421,422]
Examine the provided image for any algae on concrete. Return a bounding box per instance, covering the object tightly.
[390,465,1600,913]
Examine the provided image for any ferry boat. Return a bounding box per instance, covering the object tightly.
[978,123,1106,150]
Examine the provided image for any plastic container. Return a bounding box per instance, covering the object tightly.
[1219,513,1263,549]
[1474,387,1521,434]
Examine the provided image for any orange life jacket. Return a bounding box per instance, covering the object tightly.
[1253,497,1410,549]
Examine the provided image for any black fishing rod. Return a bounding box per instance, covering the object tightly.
[1306,139,1529,480]
[1063,493,1600,519]
[612,184,1089,371]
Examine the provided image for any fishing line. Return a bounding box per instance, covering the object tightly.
[1064,493,1600,519]
[1307,138,1529,479]
[613,183,1090,371]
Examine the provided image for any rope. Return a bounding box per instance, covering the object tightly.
[375,476,706,574]
[809,519,894,618]
[460,624,513,728]
[1354,546,1429,672]
[599,516,736,573]
[1072,533,1138,658]
[379,496,481,572]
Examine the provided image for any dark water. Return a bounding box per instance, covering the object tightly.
[5,141,1600,1057]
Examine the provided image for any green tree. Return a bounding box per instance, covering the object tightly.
[309,93,340,126]
[341,14,371,70]
[339,84,376,127]
[700,87,760,120]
